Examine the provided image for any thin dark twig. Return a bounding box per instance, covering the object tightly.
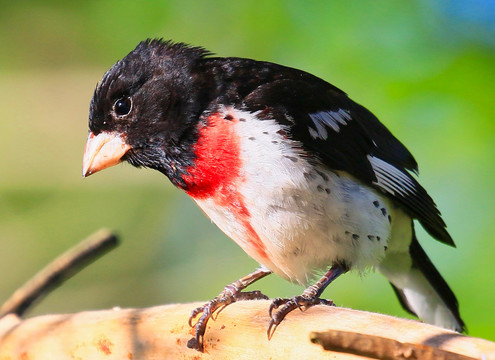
[310,330,477,360]
[0,229,119,318]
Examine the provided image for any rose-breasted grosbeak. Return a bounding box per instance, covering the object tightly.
[82,39,464,350]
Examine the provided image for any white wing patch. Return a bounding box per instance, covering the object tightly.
[308,109,351,139]
[368,155,416,196]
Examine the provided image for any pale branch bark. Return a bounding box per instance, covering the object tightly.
[0,301,493,359]
[0,229,118,318]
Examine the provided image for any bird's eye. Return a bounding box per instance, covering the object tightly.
[113,97,132,116]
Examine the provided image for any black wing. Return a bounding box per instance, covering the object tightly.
[239,70,453,246]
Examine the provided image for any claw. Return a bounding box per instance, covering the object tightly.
[266,295,335,340]
[186,269,272,352]
[190,331,205,352]
[187,288,269,351]
[266,319,279,340]
[213,302,230,319]
[293,297,305,312]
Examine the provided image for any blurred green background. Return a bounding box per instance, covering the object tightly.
[1,0,494,341]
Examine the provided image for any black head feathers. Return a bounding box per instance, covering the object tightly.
[133,39,213,62]
[90,39,212,124]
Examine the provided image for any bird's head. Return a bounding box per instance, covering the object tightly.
[82,39,212,184]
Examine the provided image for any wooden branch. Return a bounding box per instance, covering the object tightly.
[0,229,118,318]
[0,301,493,359]
[1,231,493,358]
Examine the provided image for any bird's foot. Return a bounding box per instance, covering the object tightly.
[267,295,335,339]
[187,285,269,351]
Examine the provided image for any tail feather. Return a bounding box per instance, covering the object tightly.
[408,234,465,331]
[379,229,465,332]
[390,282,416,316]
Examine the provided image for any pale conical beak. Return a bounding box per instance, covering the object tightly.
[82,131,131,177]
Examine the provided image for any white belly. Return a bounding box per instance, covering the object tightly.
[194,109,395,284]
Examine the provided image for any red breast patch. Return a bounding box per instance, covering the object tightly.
[183,113,241,199]
[183,113,268,259]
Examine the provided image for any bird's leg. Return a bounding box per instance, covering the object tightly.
[187,268,272,351]
[267,264,346,339]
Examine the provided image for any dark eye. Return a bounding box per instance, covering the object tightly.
[113,97,132,116]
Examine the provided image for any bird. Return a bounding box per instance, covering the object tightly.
[82,39,464,351]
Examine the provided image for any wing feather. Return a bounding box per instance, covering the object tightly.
[241,73,453,246]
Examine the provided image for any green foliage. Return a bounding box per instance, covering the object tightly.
[0,1,493,341]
